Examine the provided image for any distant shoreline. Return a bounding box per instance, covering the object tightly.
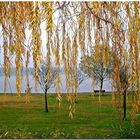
[0,92,113,95]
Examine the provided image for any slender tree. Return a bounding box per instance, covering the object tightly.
[119,65,129,119]
[32,61,58,112]
[80,53,112,92]
[73,69,87,103]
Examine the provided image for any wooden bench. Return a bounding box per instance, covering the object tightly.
[94,90,105,93]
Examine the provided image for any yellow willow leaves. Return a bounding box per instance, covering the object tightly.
[94,44,100,61]
[2,3,14,95]
[68,100,75,119]
[131,96,139,124]
[64,37,71,100]
[86,14,92,52]
[103,15,110,66]
[1,5,10,94]
[94,17,100,62]
[109,8,123,93]
[125,2,131,17]
[14,3,26,40]
[45,34,52,89]
[138,27,140,112]
[31,2,42,90]
[45,2,54,31]
[17,2,26,27]
[69,35,78,118]
[111,52,122,92]
[15,43,23,96]
[28,2,35,29]
[72,35,78,69]
[138,75,140,113]
[3,41,10,94]
[102,44,109,66]
[129,55,138,87]
[9,44,15,55]
[55,31,60,66]
[133,2,139,78]
[46,36,51,67]
[55,31,62,105]
[127,2,139,91]
[44,36,53,92]
[25,50,31,102]
[78,6,85,56]
[92,2,101,12]
[111,78,117,109]
[63,35,78,118]
[62,24,66,63]
[133,2,139,19]
[12,3,25,96]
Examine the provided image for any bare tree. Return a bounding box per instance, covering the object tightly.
[79,55,112,92]
[32,61,58,112]
[77,70,87,87]
[119,65,129,119]
[73,69,87,103]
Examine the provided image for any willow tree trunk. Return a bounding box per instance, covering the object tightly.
[123,90,126,119]
[45,87,48,112]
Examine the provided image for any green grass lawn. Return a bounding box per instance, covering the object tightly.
[0,93,140,139]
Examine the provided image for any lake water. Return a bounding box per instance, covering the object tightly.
[0,74,112,93]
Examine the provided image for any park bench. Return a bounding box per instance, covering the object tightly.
[94,90,105,94]
[94,90,105,93]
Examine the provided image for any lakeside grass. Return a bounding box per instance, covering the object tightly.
[0,93,140,139]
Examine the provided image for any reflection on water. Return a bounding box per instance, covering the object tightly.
[0,74,112,93]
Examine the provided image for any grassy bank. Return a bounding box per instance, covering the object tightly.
[0,93,140,139]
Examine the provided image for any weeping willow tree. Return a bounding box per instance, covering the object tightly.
[0,2,140,121]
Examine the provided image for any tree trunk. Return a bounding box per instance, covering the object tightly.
[100,78,103,92]
[45,87,48,112]
[123,90,126,119]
